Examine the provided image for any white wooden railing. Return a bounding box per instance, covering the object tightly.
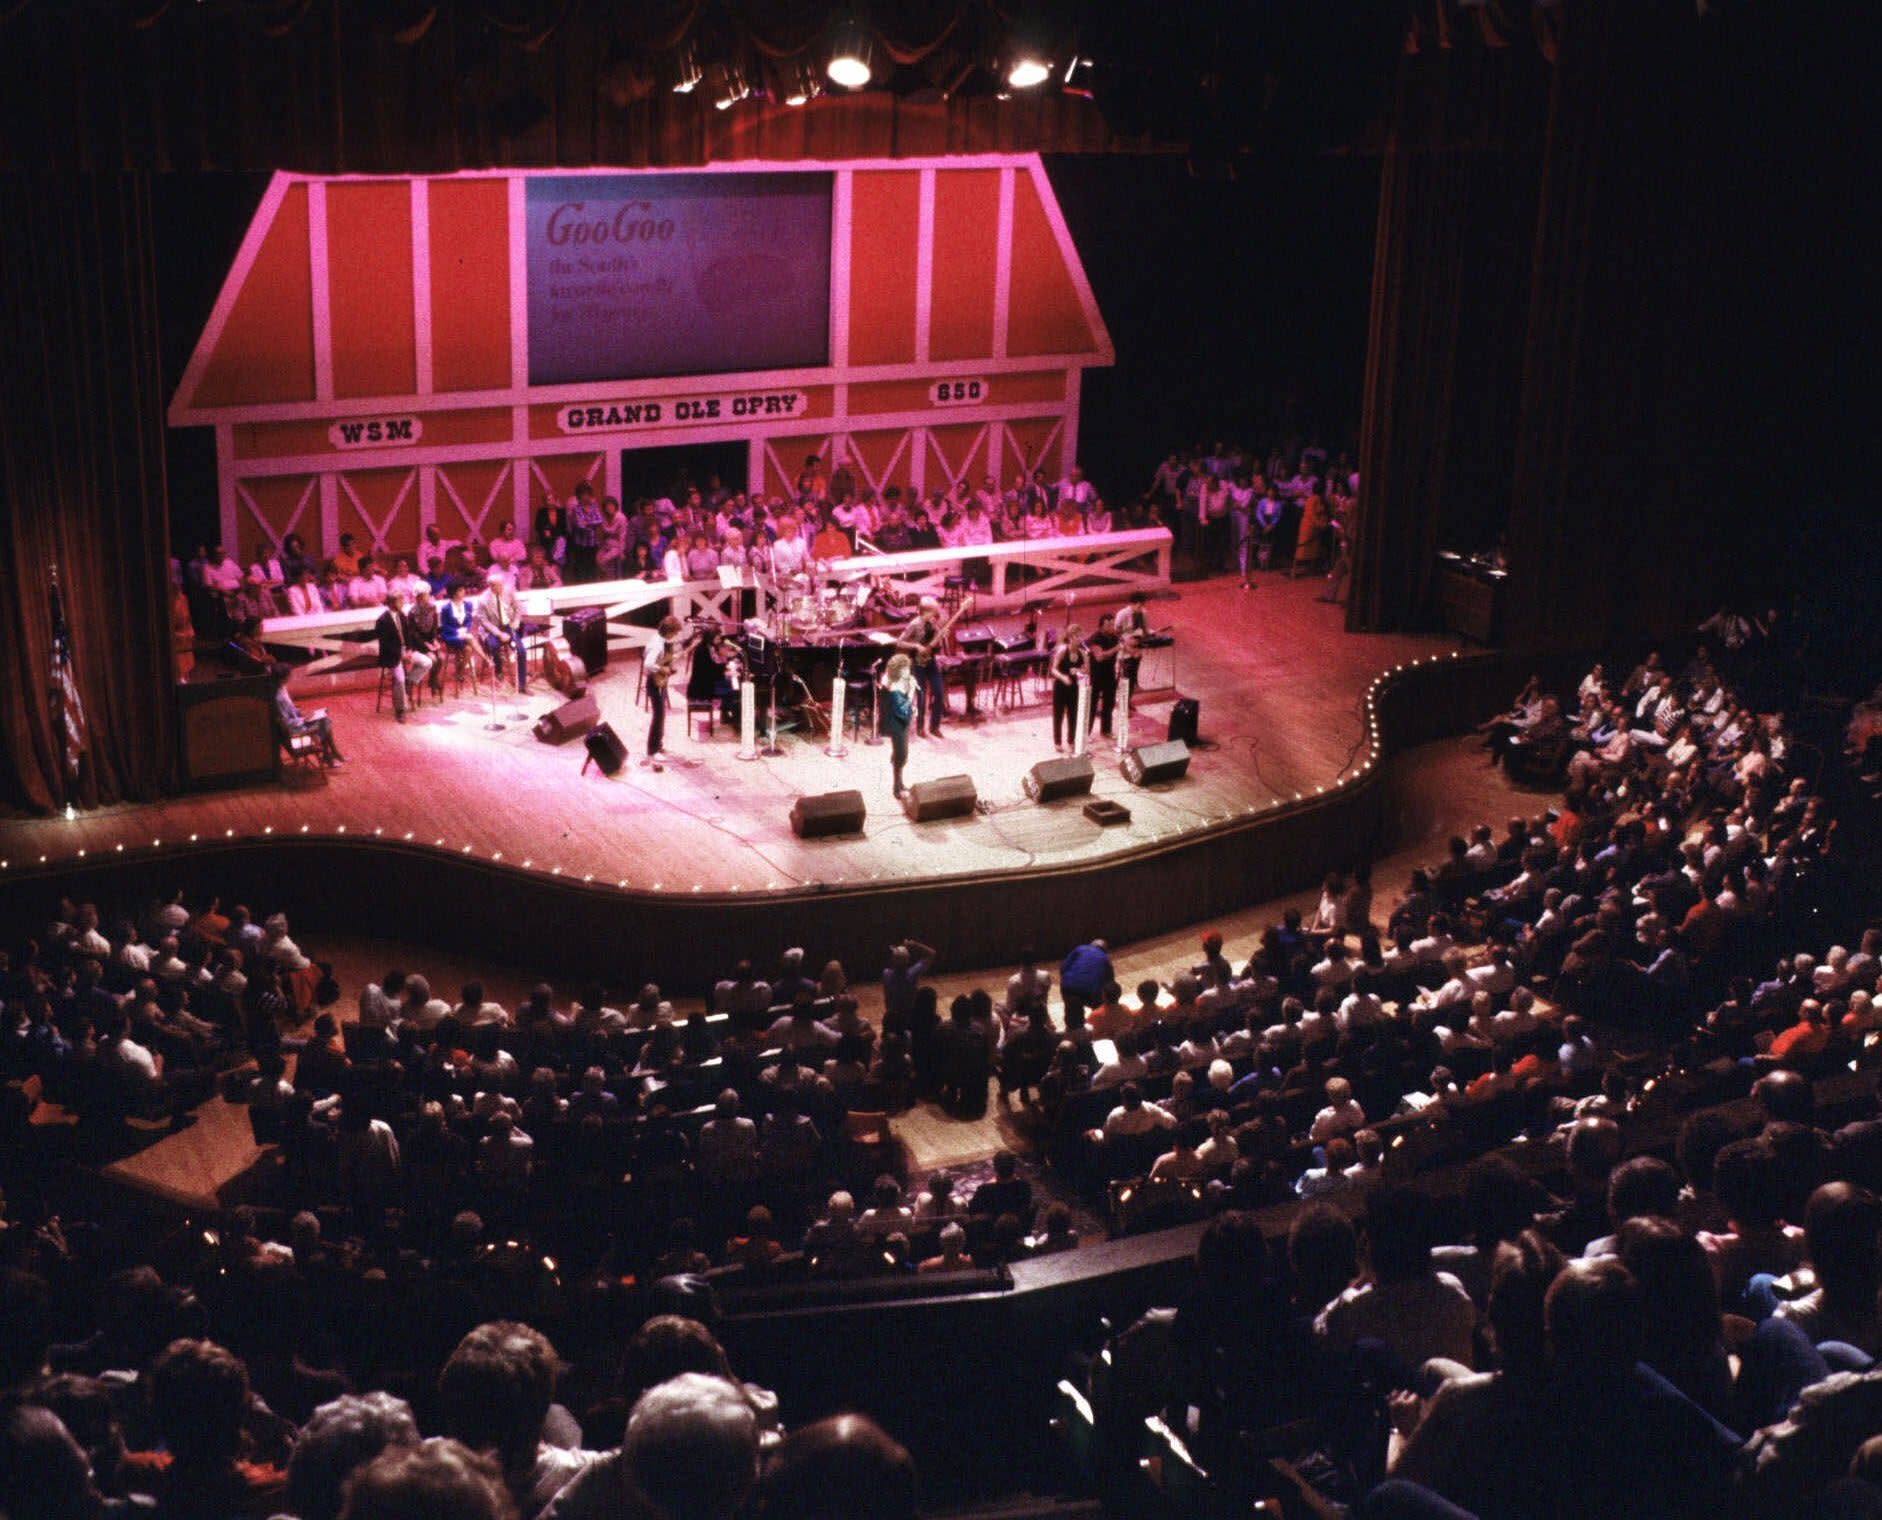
[258,528,1173,680]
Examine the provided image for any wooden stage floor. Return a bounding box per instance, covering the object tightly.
[4,577,1462,892]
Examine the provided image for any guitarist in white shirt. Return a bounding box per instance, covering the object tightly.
[1116,592,1151,689]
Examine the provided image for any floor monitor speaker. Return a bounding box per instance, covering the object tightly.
[903,773,978,822]
[1024,753,1095,803]
[790,789,867,839]
[1122,739,1191,787]
[535,692,600,744]
[582,722,628,776]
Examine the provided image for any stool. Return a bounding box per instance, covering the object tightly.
[449,644,484,698]
[994,651,1043,709]
[687,695,720,739]
[377,662,434,713]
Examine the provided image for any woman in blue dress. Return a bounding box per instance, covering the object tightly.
[880,652,916,801]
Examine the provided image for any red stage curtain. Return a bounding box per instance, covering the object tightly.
[0,0,1113,173]
[1502,0,1713,652]
[1347,40,1547,633]
[0,174,177,813]
[1350,0,1770,650]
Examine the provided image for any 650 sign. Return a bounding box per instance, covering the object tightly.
[930,378,988,407]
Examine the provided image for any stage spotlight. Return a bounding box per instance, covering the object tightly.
[1007,56,1052,89]
[670,41,703,95]
[826,18,874,89]
[713,63,750,111]
[780,58,821,107]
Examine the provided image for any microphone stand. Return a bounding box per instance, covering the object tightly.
[825,640,850,759]
[760,665,784,758]
[482,636,507,732]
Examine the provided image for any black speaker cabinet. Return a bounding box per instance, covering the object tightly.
[582,721,628,776]
[1122,739,1191,787]
[1023,753,1095,803]
[1168,697,1200,746]
[534,692,600,744]
[564,608,609,673]
[903,773,978,821]
[790,789,867,839]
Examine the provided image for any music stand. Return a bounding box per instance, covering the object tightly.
[744,627,785,758]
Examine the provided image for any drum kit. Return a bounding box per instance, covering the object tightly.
[778,568,871,640]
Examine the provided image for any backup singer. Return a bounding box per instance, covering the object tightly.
[1087,612,1121,738]
[879,653,916,799]
[1050,627,1088,753]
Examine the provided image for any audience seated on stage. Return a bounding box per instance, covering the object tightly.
[189,430,1363,668]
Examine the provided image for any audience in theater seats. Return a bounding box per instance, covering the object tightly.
[436,1322,600,1520]
[11,595,1882,1519]
[338,1440,514,1520]
[543,1373,757,1520]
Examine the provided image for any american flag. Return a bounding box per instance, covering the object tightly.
[49,575,87,797]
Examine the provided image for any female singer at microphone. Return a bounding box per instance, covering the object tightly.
[1049,625,1088,754]
[880,653,917,801]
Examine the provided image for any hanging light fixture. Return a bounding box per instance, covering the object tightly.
[780,57,821,107]
[713,59,751,111]
[1006,54,1052,89]
[670,38,704,94]
[1001,8,1059,91]
[825,14,874,89]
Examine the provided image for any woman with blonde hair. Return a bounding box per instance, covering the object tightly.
[879,653,916,800]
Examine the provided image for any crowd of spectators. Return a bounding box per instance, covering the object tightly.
[174,433,1356,657]
[178,454,1137,634]
[1143,438,1358,591]
[11,614,1880,1518]
[1012,642,1827,1226]
[2,896,1096,1282]
[1050,645,1882,1517]
[0,1245,919,1520]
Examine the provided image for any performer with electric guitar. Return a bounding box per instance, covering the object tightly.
[1115,591,1151,689]
[894,595,974,738]
[1115,592,1174,689]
